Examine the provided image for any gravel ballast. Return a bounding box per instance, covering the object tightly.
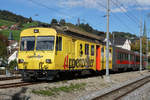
[0,70,149,100]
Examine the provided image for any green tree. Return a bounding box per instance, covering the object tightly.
[131,37,149,54]
[8,59,17,70]
[51,18,58,25]
[0,34,8,58]
[0,41,7,58]
[59,19,66,25]
[28,17,33,23]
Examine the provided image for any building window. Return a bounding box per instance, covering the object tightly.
[85,44,89,55]
[56,36,62,51]
[91,45,94,56]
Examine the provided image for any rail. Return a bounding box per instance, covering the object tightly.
[92,76,150,100]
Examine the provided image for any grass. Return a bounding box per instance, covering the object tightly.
[146,65,150,70]
[22,22,39,29]
[0,19,15,26]
[0,21,39,41]
[0,29,21,41]
[66,23,88,33]
[32,83,86,96]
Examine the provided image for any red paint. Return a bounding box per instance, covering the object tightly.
[64,55,69,70]
[96,46,101,71]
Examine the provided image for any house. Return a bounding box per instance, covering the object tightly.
[112,38,131,50]
[103,37,131,50]
[10,24,18,30]
[0,25,8,30]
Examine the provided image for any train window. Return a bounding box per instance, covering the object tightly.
[80,44,82,49]
[109,49,111,53]
[20,36,35,51]
[127,54,128,60]
[80,44,83,56]
[91,45,94,56]
[117,52,119,59]
[125,54,127,60]
[56,36,62,51]
[85,44,89,55]
[36,36,54,51]
[101,47,104,53]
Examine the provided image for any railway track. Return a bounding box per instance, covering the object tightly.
[0,81,43,89]
[92,76,150,100]
[0,76,21,81]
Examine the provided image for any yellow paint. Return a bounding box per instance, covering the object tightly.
[18,27,100,71]
[100,45,113,70]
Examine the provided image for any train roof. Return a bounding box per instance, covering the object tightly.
[53,25,104,43]
[113,46,146,56]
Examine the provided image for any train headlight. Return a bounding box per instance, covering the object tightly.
[46,59,51,63]
[34,29,39,33]
[18,59,24,63]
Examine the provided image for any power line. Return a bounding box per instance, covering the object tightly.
[97,2,136,33]
[111,0,139,26]
[111,12,136,33]
[115,0,140,23]
[28,0,77,20]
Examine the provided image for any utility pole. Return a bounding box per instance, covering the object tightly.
[140,21,143,72]
[147,37,149,68]
[77,18,80,26]
[106,0,110,79]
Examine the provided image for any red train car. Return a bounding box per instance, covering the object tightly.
[112,46,146,71]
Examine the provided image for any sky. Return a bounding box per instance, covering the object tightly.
[1,0,150,37]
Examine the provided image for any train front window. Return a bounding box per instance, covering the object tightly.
[20,37,35,51]
[36,36,54,51]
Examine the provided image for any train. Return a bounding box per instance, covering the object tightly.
[18,26,146,81]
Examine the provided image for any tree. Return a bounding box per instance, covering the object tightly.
[59,19,66,25]
[0,41,7,58]
[8,59,17,70]
[78,23,93,33]
[28,17,33,23]
[0,34,8,58]
[51,18,58,25]
[131,37,150,54]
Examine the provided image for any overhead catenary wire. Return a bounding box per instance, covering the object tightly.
[29,0,138,35]
[28,0,78,20]
[115,0,140,23]
[110,0,139,26]
[97,1,136,33]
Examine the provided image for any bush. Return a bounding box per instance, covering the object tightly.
[8,59,17,70]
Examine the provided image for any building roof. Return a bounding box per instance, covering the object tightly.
[110,37,130,46]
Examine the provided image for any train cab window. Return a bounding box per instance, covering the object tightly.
[36,36,54,51]
[20,37,35,51]
[56,36,62,51]
[85,44,89,55]
[91,45,94,56]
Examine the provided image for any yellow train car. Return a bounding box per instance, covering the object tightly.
[18,26,110,81]
[100,45,113,70]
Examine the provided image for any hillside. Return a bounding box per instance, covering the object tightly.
[0,10,138,42]
[0,19,15,26]
[0,10,31,23]
[0,20,39,41]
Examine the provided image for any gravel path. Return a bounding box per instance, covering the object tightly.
[0,70,149,100]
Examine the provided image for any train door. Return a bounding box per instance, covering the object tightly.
[96,45,101,71]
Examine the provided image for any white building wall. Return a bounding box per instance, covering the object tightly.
[122,40,131,50]
[8,51,18,64]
